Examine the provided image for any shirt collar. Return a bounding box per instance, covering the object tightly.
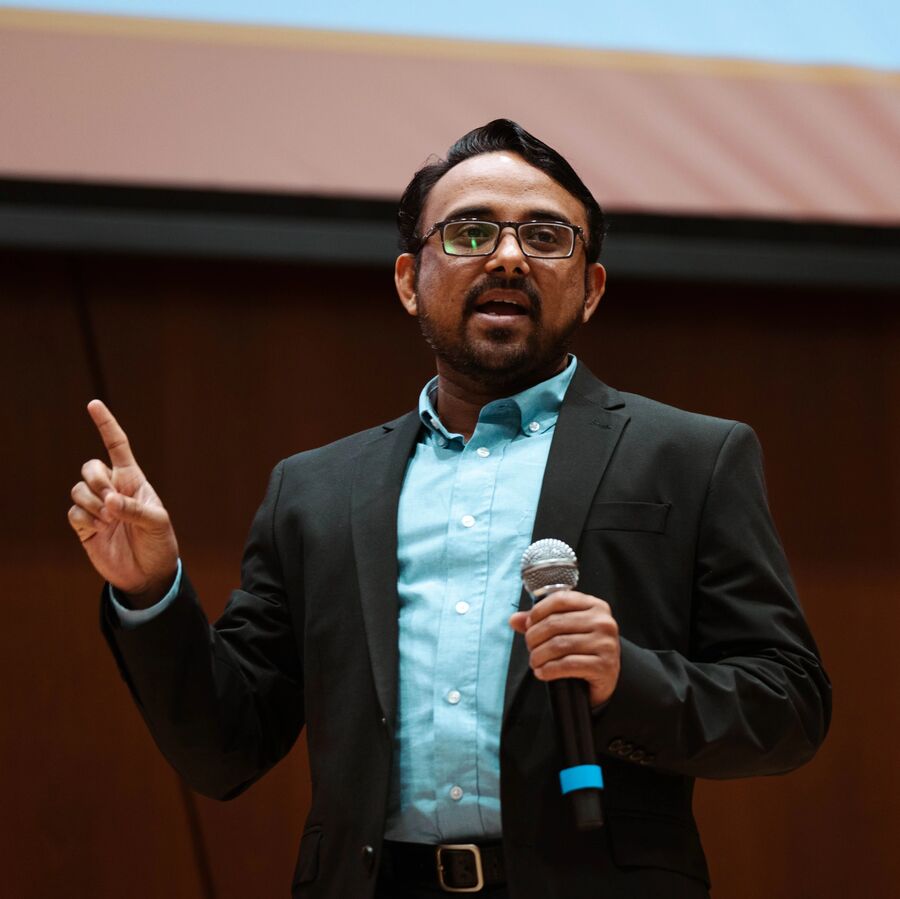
[417,355,577,441]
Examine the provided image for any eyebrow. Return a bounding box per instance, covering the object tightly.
[442,205,574,225]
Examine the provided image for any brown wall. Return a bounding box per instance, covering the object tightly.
[2,249,897,897]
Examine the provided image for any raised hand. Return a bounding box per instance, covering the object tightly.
[68,400,179,607]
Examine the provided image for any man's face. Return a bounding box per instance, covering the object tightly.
[395,151,605,391]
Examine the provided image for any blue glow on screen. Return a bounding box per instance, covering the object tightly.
[3,1,898,70]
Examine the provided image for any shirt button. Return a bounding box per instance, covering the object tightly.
[455,601,470,615]
[447,690,461,704]
[528,421,541,433]
[461,515,475,528]
[476,446,490,457]
[449,785,463,801]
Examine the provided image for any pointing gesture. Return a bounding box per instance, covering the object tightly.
[68,400,179,607]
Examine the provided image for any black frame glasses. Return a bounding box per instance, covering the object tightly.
[417,219,585,258]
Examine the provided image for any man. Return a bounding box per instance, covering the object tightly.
[68,120,831,898]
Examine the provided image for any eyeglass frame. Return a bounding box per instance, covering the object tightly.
[416,218,586,259]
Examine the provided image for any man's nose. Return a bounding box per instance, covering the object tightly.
[485,228,531,277]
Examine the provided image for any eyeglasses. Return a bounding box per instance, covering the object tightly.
[418,219,585,259]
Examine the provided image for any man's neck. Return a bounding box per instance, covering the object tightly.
[432,358,568,440]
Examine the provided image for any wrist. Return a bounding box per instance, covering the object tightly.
[118,566,178,610]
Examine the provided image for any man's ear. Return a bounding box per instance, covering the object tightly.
[395,254,418,316]
[582,263,606,323]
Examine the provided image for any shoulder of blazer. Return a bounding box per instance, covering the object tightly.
[277,409,421,475]
[570,362,745,442]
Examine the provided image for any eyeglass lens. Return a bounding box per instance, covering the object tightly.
[442,221,574,257]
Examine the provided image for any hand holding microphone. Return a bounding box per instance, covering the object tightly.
[510,538,621,830]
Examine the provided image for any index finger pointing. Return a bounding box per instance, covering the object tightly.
[87,399,137,468]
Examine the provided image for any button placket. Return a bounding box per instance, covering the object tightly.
[433,425,502,836]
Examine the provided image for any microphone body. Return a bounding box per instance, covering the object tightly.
[521,539,604,830]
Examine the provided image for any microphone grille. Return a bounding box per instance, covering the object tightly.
[520,538,579,594]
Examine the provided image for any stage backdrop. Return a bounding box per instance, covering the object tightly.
[1,1,899,223]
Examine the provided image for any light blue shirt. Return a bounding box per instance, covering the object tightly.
[384,358,576,842]
[112,358,578,843]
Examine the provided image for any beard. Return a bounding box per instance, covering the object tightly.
[415,272,585,391]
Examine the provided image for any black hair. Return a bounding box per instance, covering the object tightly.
[397,119,606,262]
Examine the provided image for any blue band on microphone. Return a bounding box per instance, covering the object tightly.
[559,764,604,794]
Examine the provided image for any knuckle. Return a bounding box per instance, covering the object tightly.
[108,435,130,454]
[543,611,563,631]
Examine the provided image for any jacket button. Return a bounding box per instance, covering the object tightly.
[629,749,645,762]
[619,742,634,756]
[608,738,625,752]
[361,844,375,874]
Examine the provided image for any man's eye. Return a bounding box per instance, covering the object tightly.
[529,227,561,245]
[444,222,497,252]
[457,224,492,241]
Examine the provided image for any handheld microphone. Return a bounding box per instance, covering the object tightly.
[521,538,604,830]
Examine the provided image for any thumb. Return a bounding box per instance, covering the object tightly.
[509,611,531,634]
[104,492,170,532]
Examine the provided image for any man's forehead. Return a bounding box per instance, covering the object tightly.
[422,151,586,226]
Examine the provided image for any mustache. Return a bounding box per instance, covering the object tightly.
[463,277,542,319]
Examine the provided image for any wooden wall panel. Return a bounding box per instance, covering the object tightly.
[3,248,897,897]
[0,255,205,898]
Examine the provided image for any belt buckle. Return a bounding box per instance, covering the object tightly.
[435,843,485,893]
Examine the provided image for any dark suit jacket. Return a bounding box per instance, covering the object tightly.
[102,363,831,898]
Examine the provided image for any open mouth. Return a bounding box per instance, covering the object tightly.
[473,289,532,318]
[476,300,529,316]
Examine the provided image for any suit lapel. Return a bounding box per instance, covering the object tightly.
[504,364,630,718]
[350,410,422,728]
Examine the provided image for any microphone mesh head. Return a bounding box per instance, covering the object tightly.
[521,538,579,595]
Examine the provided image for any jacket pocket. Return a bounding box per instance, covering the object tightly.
[292,826,323,887]
[584,501,670,534]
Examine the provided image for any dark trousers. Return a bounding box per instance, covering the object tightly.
[374,866,708,899]
[374,873,509,899]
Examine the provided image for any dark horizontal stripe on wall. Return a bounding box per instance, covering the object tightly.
[1,179,898,287]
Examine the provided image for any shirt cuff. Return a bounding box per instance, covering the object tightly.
[108,559,183,630]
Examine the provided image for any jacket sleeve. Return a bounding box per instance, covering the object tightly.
[100,460,305,800]
[593,422,831,778]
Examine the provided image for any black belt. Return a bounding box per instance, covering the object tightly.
[380,840,505,893]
